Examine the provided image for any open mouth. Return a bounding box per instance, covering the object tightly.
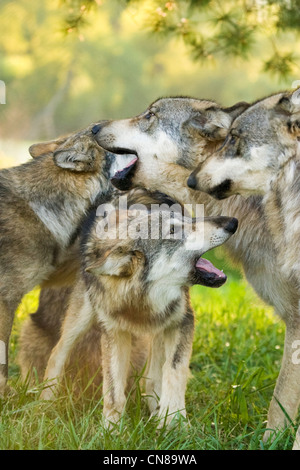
[194,257,227,288]
[111,155,139,191]
[208,179,232,200]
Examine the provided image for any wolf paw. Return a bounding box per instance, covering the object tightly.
[153,409,189,430]
[40,384,57,400]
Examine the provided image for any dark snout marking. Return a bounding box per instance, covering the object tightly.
[108,147,138,156]
[211,216,238,234]
[208,179,232,200]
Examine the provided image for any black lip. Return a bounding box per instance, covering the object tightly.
[192,269,227,287]
[102,145,138,157]
[209,191,229,200]
[110,159,138,191]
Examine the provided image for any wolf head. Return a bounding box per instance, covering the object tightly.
[83,188,238,289]
[188,89,300,199]
[29,123,135,178]
[91,97,248,190]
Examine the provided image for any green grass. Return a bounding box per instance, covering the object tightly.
[0,267,298,450]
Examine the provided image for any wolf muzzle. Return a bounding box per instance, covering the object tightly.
[187,172,233,200]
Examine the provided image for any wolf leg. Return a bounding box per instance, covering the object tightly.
[292,425,300,450]
[0,297,15,396]
[158,311,194,427]
[145,332,165,414]
[101,329,132,425]
[264,316,300,442]
[41,291,94,399]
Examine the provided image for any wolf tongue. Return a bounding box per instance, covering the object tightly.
[195,258,225,278]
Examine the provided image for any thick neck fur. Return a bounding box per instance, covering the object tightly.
[4,155,109,201]
[87,271,187,334]
[1,154,110,248]
[263,158,300,284]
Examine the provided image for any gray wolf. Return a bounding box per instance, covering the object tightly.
[40,187,237,426]
[91,96,300,442]
[0,123,134,395]
[188,89,300,444]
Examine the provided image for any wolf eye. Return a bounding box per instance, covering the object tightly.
[145,111,155,120]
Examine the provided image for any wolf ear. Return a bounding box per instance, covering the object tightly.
[186,101,249,141]
[53,144,97,172]
[185,111,229,140]
[276,90,300,137]
[29,136,69,158]
[85,249,144,277]
[277,89,300,115]
[222,101,249,121]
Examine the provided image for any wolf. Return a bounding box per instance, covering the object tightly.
[0,123,135,395]
[40,187,237,427]
[187,89,300,444]
[19,96,297,441]
[91,96,300,442]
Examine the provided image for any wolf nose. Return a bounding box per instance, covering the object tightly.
[187,174,197,189]
[91,124,102,135]
[224,217,238,234]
